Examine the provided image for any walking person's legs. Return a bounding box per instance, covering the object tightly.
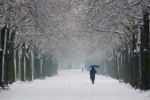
[91,79,94,84]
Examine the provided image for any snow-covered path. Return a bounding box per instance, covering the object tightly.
[0,70,150,100]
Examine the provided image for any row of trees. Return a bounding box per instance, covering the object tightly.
[0,0,58,88]
[98,12,150,90]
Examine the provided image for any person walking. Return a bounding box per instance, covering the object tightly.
[90,67,97,84]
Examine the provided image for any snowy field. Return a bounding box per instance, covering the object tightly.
[0,69,150,100]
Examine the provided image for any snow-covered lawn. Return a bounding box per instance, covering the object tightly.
[0,69,150,100]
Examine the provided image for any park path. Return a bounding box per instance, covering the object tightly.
[0,69,149,100]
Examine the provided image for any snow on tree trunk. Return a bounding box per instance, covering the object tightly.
[2,54,5,81]
[40,59,43,76]
[120,53,122,69]
[31,51,34,80]
[138,24,142,85]
[18,54,21,80]
[14,50,17,81]
[23,56,26,81]
[117,53,120,79]
[1,27,7,81]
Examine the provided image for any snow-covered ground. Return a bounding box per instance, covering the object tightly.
[0,69,150,100]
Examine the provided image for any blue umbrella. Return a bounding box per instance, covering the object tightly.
[90,65,99,68]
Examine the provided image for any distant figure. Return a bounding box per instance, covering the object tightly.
[90,67,97,84]
[82,67,84,72]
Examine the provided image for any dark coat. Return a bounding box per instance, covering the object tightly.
[90,68,97,80]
